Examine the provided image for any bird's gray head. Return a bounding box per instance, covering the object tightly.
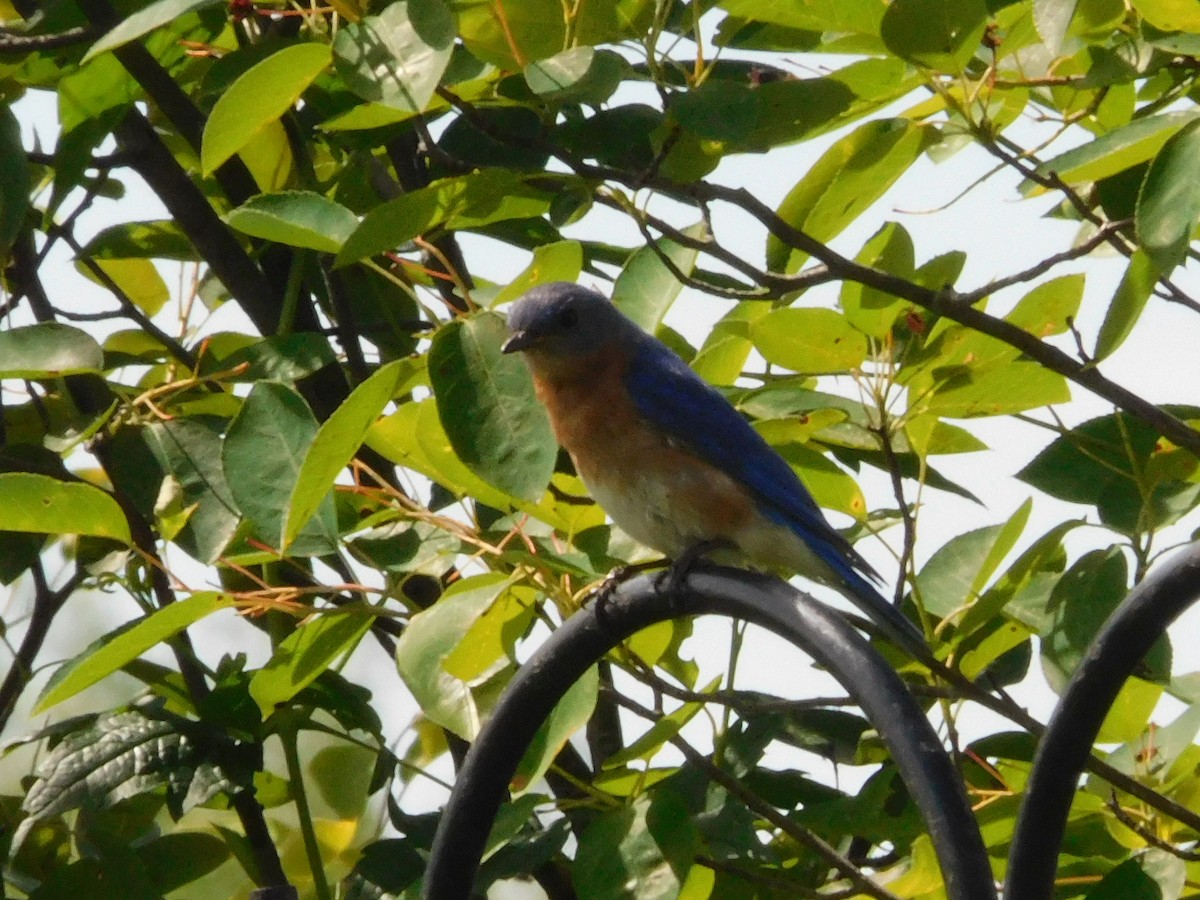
[501,282,638,358]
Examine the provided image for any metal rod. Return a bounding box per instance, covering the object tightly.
[1006,542,1200,898]
[424,565,996,899]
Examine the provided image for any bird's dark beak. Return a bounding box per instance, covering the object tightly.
[501,330,535,354]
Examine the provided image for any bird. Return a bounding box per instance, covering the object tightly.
[500,281,927,658]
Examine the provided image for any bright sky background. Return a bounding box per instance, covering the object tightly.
[6,30,1200,892]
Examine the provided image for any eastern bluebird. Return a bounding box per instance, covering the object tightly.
[501,282,926,657]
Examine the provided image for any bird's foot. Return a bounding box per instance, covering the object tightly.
[590,559,664,624]
[654,538,732,610]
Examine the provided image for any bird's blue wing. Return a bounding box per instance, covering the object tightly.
[622,340,872,586]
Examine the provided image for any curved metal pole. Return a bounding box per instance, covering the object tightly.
[423,565,996,900]
[1006,543,1200,899]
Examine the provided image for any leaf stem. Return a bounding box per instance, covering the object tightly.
[281,721,332,900]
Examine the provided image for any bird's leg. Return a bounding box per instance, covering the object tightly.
[656,538,733,607]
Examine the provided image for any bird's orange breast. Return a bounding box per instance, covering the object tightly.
[525,347,761,555]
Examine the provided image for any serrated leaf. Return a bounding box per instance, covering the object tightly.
[201,43,332,175]
[284,360,405,545]
[429,312,557,502]
[224,383,338,555]
[83,0,222,62]
[37,593,232,713]
[0,323,103,377]
[0,473,130,543]
[249,613,373,716]
[225,191,359,253]
[332,0,454,112]
[1136,118,1200,273]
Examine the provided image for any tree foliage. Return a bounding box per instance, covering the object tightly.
[2,0,1200,896]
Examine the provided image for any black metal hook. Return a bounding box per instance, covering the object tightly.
[423,565,996,899]
[1005,542,1200,898]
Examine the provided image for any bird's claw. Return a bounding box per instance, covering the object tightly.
[654,539,732,610]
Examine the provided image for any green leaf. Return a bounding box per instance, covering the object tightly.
[0,105,29,261]
[840,222,915,338]
[512,665,598,793]
[0,323,103,377]
[574,791,698,900]
[333,0,455,111]
[492,241,584,306]
[752,308,868,374]
[225,191,359,253]
[0,473,130,543]
[915,499,1031,620]
[921,361,1070,419]
[224,383,338,555]
[1040,549,1170,692]
[1095,251,1158,361]
[1018,409,1200,534]
[284,360,404,545]
[767,119,931,273]
[691,300,772,385]
[249,613,373,716]
[20,709,230,825]
[200,42,332,175]
[672,79,760,142]
[524,46,594,97]
[36,593,232,713]
[137,832,231,895]
[1131,0,1200,31]
[1085,850,1185,899]
[144,420,240,563]
[429,312,557,502]
[612,222,707,333]
[82,0,222,62]
[80,220,199,262]
[717,0,884,34]
[395,573,509,738]
[1136,118,1200,273]
[202,332,338,382]
[524,48,626,106]
[335,171,552,266]
[79,257,169,316]
[1032,111,1200,190]
[880,0,988,71]
[1033,0,1077,54]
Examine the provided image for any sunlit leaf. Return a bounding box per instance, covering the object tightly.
[201,43,332,174]
[333,0,455,112]
[0,473,130,544]
[37,593,232,712]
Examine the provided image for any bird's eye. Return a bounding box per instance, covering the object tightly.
[558,307,579,329]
